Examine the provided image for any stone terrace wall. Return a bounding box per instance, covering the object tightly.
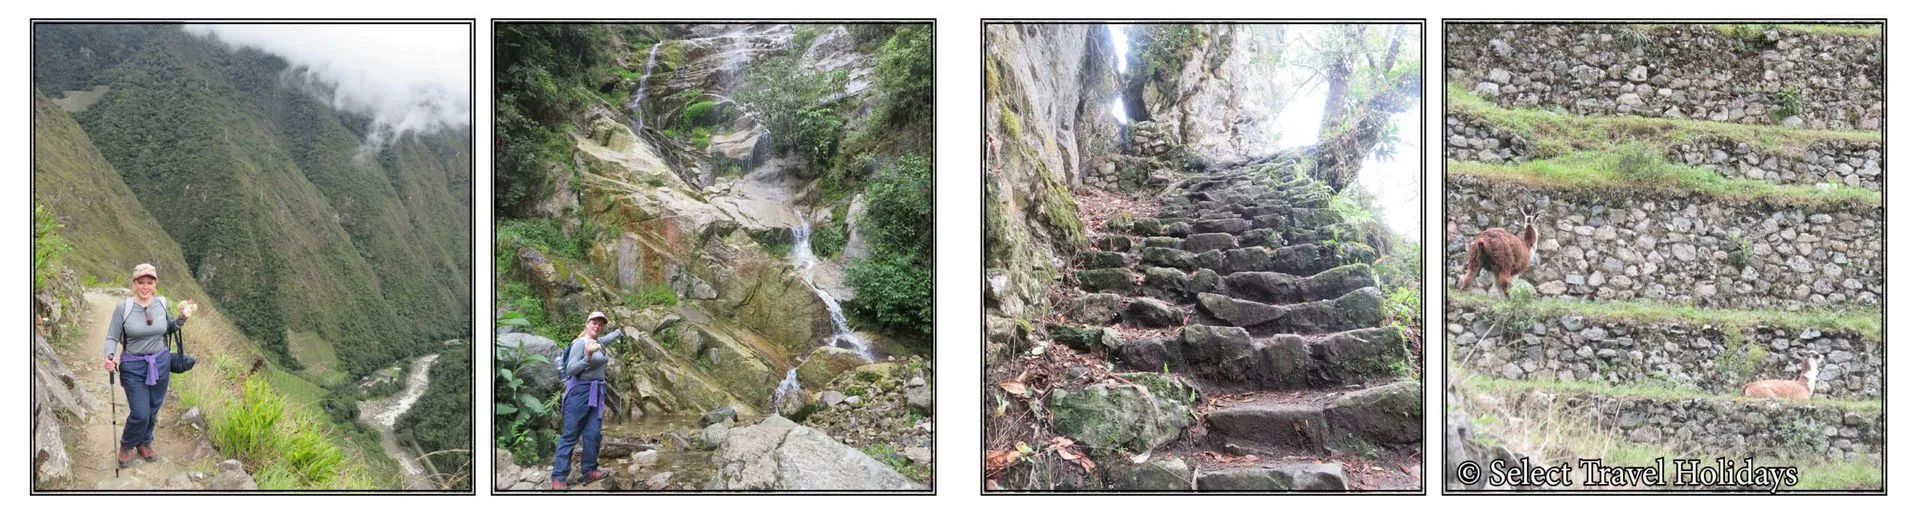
[1446,309,1883,399]
[1446,176,1884,309]
[1495,393,1885,461]
[1446,23,1883,130]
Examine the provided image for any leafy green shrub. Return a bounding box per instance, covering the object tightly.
[495,25,609,215]
[737,52,844,172]
[811,221,847,258]
[1774,86,1803,121]
[847,253,932,336]
[876,25,933,127]
[495,338,559,466]
[682,99,722,127]
[32,204,70,293]
[861,155,934,259]
[636,282,679,308]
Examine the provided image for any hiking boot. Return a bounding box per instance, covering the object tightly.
[137,444,157,462]
[548,479,569,491]
[118,447,136,468]
[578,469,610,485]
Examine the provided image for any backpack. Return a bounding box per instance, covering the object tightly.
[553,340,574,377]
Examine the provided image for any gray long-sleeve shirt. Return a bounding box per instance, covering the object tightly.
[103,297,186,359]
[564,328,623,381]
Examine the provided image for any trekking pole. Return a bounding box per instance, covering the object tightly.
[109,368,118,478]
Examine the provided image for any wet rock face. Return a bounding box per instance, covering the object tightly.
[1447,176,1883,309]
[1446,310,1884,399]
[1447,24,1883,130]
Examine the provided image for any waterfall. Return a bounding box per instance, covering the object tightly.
[771,210,873,412]
[628,41,663,132]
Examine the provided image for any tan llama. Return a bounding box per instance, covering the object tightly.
[1741,355,1822,400]
[1457,206,1540,297]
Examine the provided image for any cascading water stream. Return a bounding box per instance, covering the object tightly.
[771,210,873,412]
[628,41,664,132]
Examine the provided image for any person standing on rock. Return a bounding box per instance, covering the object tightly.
[550,311,622,490]
[102,263,195,468]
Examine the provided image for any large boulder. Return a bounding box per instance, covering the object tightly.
[795,345,867,390]
[711,416,925,490]
[513,247,588,319]
[207,459,259,490]
[1307,328,1407,386]
[1048,373,1196,453]
[496,332,564,399]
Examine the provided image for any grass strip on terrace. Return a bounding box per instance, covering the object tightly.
[1449,292,1884,342]
[1709,23,1884,40]
[1447,146,1882,209]
[1457,374,1883,412]
[1447,84,1881,158]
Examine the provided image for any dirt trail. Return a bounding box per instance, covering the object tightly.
[51,291,212,490]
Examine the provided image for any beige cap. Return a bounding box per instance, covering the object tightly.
[132,263,158,281]
[587,311,609,323]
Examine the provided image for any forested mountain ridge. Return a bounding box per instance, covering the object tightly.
[36,25,471,379]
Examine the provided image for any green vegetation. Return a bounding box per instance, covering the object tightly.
[634,282,679,308]
[736,47,845,172]
[811,220,848,258]
[1451,292,1883,342]
[32,204,71,293]
[495,335,560,466]
[875,24,933,127]
[1709,23,1883,40]
[394,344,475,489]
[496,24,613,215]
[847,155,934,336]
[210,380,372,488]
[1448,84,1880,157]
[1448,147,1882,210]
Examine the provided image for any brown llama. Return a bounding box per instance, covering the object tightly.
[1457,207,1540,297]
[1741,355,1822,400]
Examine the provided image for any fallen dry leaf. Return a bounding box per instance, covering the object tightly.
[985,449,1019,479]
[999,381,1029,396]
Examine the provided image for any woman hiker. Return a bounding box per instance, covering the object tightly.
[551,311,623,490]
[102,263,195,468]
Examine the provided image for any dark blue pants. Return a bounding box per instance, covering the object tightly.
[119,352,171,450]
[549,384,603,481]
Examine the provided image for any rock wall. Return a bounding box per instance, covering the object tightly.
[1446,24,1883,130]
[1445,310,1883,400]
[985,24,1122,319]
[1494,393,1884,461]
[1446,176,1884,309]
[1444,114,1884,190]
[1128,25,1287,161]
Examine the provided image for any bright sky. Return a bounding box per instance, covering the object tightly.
[184,24,472,136]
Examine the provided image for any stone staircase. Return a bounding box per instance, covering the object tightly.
[1049,162,1419,491]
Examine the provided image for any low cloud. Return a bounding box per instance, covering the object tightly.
[185,24,471,138]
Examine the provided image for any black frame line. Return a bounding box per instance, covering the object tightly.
[978,18,1428,495]
[1437,17,1888,496]
[26,18,479,495]
[486,18,938,496]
